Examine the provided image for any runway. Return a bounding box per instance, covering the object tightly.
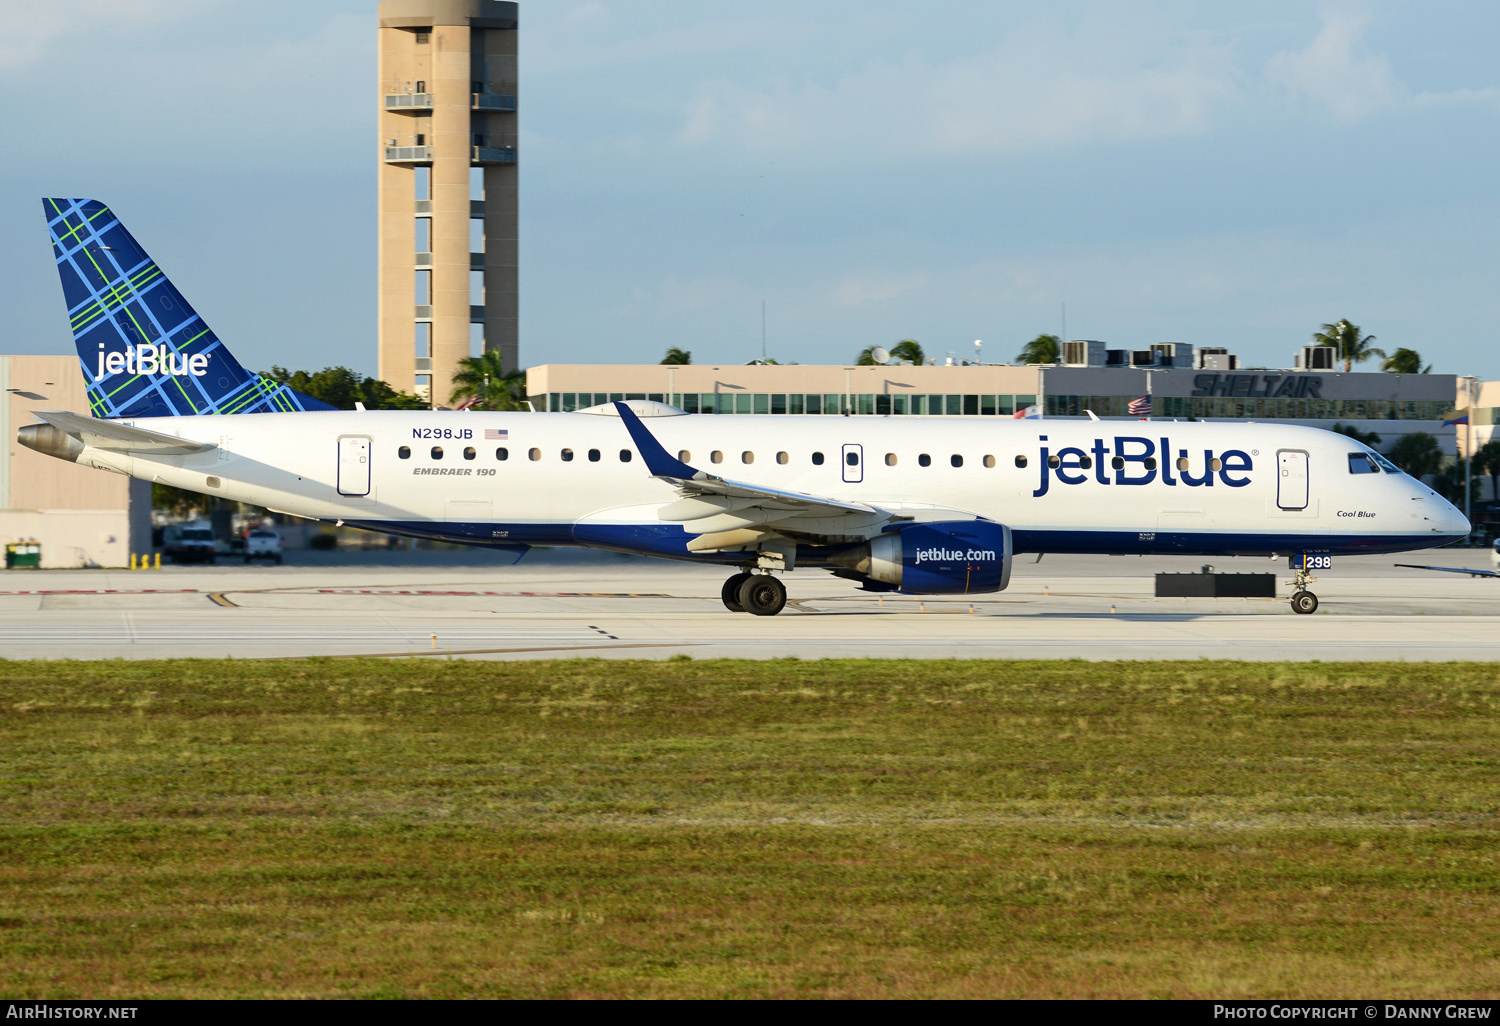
[1,550,1497,661]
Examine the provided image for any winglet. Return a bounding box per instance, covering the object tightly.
[614,401,700,479]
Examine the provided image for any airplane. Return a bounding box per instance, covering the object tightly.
[18,198,1471,616]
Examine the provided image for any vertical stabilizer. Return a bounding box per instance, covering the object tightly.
[44,198,334,418]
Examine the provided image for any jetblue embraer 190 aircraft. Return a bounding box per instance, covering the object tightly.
[20,199,1471,615]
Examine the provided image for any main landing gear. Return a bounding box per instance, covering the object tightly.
[1289,563,1319,615]
[720,572,787,616]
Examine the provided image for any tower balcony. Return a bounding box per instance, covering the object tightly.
[472,92,516,112]
[472,146,516,166]
[384,92,434,111]
[384,145,433,164]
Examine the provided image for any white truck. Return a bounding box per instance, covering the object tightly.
[242,528,283,564]
[161,521,216,564]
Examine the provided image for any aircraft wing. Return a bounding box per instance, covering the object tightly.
[614,401,921,550]
[29,410,217,455]
[1394,563,1500,579]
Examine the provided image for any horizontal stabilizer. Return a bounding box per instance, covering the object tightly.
[28,410,216,455]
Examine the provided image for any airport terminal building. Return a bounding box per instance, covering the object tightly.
[527,342,1467,454]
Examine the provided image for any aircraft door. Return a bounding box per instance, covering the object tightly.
[841,443,863,484]
[1277,449,1309,511]
[337,435,371,497]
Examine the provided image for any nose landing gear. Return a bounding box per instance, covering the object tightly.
[720,572,787,616]
[1289,559,1320,614]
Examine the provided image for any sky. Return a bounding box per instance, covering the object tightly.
[3,0,1499,380]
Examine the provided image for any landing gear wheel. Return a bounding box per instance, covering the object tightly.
[738,574,787,617]
[721,572,752,612]
[1291,590,1319,615]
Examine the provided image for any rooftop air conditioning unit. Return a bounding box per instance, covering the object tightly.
[1297,346,1336,370]
[1195,347,1238,370]
[1151,342,1194,368]
[1062,340,1106,367]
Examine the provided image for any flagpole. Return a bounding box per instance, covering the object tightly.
[1463,376,1474,532]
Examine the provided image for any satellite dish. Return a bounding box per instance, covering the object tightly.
[871,346,890,365]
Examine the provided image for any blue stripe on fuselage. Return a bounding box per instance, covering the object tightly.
[343,519,1465,561]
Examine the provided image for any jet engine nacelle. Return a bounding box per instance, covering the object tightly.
[834,521,1012,595]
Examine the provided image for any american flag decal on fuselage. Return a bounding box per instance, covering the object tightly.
[485,428,508,440]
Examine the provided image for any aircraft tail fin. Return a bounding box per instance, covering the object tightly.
[43,198,334,418]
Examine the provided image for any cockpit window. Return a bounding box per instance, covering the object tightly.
[1371,452,1402,475]
[1347,453,1380,475]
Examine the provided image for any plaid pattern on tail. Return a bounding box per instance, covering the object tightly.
[44,198,334,418]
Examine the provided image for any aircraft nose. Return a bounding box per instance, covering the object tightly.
[1429,493,1471,539]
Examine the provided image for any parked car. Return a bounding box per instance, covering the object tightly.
[161,521,216,564]
[243,528,283,564]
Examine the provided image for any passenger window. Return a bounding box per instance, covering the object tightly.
[463,446,476,460]
[777,452,789,465]
[1209,458,1222,472]
[620,449,632,462]
[1112,456,1124,470]
[742,451,755,464]
[1078,456,1091,470]
[1348,453,1379,474]
[1176,457,1189,471]
[846,451,859,466]
[561,448,574,462]
[588,448,601,462]
[919,454,932,468]
[431,446,443,459]
[812,452,825,465]
[1145,458,1158,471]
[679,450,691,462]
[1014,455,1027,468]
[398,446,411,459]
[885,453,898,466]
[528,448,541,461]
[951,454,963,468]
[1047,455,1060,469]
[983,455,995,468]
[711,450,724,464]
[496,447,508,460]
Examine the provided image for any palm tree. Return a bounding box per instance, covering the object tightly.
[1473,439,1500,501]
[1380,348,1430,374]
[1313,319,1385,372]
[448,349,527,410]
[1015,334,1060,365]
[854,346,880,366]
[889,339,925,366]
[1387,432,1443,480]
[661,347,692,365]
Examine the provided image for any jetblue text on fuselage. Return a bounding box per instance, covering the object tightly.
[1033,435,1253,497]
[94,342,209,381]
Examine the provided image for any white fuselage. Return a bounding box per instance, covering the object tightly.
[77,410,1469,564]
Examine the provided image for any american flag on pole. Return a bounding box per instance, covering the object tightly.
[1127,395,1151,416]
[484,428,508,440]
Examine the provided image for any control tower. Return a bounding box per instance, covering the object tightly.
[377,0,518,406]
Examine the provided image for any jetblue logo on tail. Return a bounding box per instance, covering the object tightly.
[1033,435,1253,497]
[94,343,208,381]
[45,197,335,418]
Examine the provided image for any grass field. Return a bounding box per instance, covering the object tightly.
[1,658,1498,999]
